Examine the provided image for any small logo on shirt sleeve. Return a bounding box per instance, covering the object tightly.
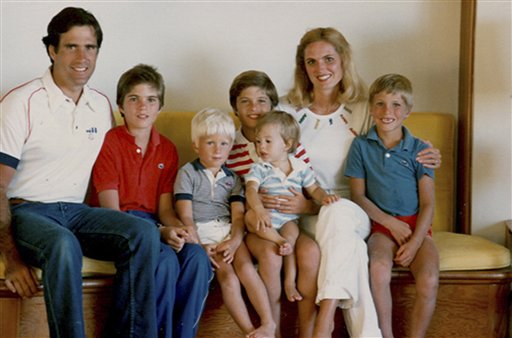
[158,163,164,169]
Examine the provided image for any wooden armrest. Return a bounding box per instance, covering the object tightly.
[506,219,512,233]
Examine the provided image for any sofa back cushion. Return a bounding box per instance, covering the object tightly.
[404,113,455,232]
[114,111,240,167]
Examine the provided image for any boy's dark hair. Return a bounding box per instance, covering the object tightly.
[116,64,165,110]
[42,7,103,63]
[369,74,414,110]
[229,70,279,111]
[255,110,300,153]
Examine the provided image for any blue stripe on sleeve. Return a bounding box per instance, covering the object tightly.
[229,195,245,203]
[0,152,19,169]
[174,193,193,201]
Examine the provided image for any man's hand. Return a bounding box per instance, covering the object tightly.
[3,252,39,298]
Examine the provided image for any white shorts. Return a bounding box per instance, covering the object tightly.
[197,219,231,244]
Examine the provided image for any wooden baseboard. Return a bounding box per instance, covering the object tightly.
[1,267,510,338]
[392,268,512,338]
[0,277,114,338]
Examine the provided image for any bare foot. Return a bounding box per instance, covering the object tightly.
[284,283,303,302]
[278,241,292,256]
[246,322,276,338]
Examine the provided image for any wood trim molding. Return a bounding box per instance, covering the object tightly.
[457,0,477,234]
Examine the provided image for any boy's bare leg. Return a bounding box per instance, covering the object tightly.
[295,233,320,338]
[368,233,397,338]
[280,222,302,301]
[245,209,290,254]
[234,242,276,338]
[408,237,439,338]
[246,233,283,338]
[313,298,339,338]
[215,254,255,335]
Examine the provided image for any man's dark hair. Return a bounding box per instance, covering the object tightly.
[42,7,103,62]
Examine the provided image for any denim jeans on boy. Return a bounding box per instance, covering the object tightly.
[125,210,213,338]
[10,202,161,338]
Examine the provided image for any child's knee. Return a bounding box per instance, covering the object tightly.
[415,270,439,297]
[370,259,393,284]
[216,268,239,286]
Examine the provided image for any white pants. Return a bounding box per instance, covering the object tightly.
[301,198,382,338]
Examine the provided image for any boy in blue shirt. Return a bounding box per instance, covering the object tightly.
[345,74,439,338]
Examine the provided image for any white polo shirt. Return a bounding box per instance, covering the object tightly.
[0,68,113,203]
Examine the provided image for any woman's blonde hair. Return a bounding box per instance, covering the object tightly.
[287,27,367,108]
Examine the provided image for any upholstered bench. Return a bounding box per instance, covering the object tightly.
[0,112,510,337]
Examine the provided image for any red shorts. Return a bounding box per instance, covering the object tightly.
[371,214,432,243]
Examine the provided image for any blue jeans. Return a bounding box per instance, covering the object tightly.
[10,202,161,338]
[125,210,213,338]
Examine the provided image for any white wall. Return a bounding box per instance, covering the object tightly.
[6,2,509,244]
[1,1,460,115]
[472,0,512,245]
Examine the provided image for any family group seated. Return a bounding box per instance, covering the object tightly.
[1,6,448,338]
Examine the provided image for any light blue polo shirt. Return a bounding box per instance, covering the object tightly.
[345,126,434,216]
[245,155,316,228]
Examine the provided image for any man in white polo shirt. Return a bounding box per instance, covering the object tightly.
[0,7,162,338]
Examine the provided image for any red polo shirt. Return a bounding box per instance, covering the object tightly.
[92,125,179,214]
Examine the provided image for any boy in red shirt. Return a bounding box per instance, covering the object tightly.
[92,64,212,338]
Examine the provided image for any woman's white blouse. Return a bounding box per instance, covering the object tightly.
[278,100,371,198]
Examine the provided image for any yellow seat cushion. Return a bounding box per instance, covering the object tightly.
[0,256,116,280]
[434,231,511,271]
[2,231,510,280]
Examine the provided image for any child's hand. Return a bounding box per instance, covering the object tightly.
[161,227,187,252]
[216,239,240,264]
[254,208,272,231]
[183,226,200,244]
[322,194,340,205]
[389,220,412,246]
[202,243,220,269]
[394,238,421,267]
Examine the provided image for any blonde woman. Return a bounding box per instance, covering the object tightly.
[277,27,441,337]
